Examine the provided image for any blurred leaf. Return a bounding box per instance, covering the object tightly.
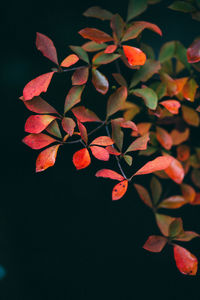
[150,176,162,205]
[187,38,200,63]
[182,78,198,102]
[182,105,200,126]
[134,183,152,207]
[164,156,185,184]
[83,6,113,20]
[171,128,190,145]
[169,218,183,237]
[181,183,196,203]
[156,126,173,150]
[123,154,133,165]
[110,14,125,41]
[191,169,200,188]
[143,235,167,252]
[159,196,186,209]
[159,100,181,114]
[127,0,148,22]
[175,231,200,241]
[126,133,150,153]
[112,73,128,87]
[133,87,158,110]
[156,213,176,236]
[169,1,196,12]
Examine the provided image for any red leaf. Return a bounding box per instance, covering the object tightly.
[95,169,124,181]
[174,245,198,275]
[21,96,58,114]
[60,54,79,67]
[160,100,181,114]
[36,32,58,65]
[143,236,167,253]
[90,136,114,146]
[119,119,138,132]
[72,106,101,123]
[187,38,200,63]
[92,69,109,94]
[181,184,196,203]
[191,193,200,205]
[182,78,198,102]
[22,133,56,149]
[77,120,88,144]
[126,133,149,153]
[72,148,91,170]
[36,144,60,172]
[158,196,186,209]
[62,117,76,136]
[134,156,173,176]
[104,44,117,53]
[90,146,109,161]
[122,45,146,66]
[23,72,55,101]
[164,156,185,184]
[79,28,113,43]
[112,180,128,201]
[72,67,89,85]
[156,127,173,150]
[105,146,121,156]
[25,115,57,134]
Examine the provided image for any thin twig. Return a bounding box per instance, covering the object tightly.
[105,125,127,180]
[62,65,88,73]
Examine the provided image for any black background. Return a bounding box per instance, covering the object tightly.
[1,0,200,299]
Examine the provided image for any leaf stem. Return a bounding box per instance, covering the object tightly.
[62,65,88,73]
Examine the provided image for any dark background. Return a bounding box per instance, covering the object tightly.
[1,0,200,299]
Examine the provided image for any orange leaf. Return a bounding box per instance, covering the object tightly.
[22,133,56,149]
[90,136,113,146]
[23,72,55,101]
[112,180,128,201]
[62,117,76,136]
[191,193,200,205]
[160,100,181,114]
[158,196,186,209]
[25,115,57,134]
[156,127,173,150]
[36,32,58,65]
[182,78,198,102]
[134,156,173,176]
[90,146,109,161]
[123,45,146,66]
[105,146,121,156]
[174,77,188,94]
[60,54,79,67]
[171,128,190,146]
[164,156,184,184]
[143,236,167,253]
[72,148,91,170]
[181,184,196,203]
[173,245,198,276]
[79,28,113,43]
[95,169,124,181]
[36,144,60,172]
[72,106,101,123]
[104,44,117,53]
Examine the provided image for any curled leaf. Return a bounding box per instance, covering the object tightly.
[159,100,181,114]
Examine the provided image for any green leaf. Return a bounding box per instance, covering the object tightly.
[107,86,128,118]
[82,41,107,52]
[123,154,133,165]
[175,231,200,241]
[155,82,167,99]
[127,0,148,22]
[140,43,155,60]
[69,46,89,64]
[92,52,120,65]
[158,196,186,209]
[112,73,128,87]
[129,60,161,88]
[168,1,196,12]
[156,213,176,236]
[83,6,113,20]
[150,177,162,205]
[133,87,158,110]
[111,119,124,151]
[191,169,200,188]
[64,85,85,113]
[110,14,125,41]
[169,218,183,238]
[46,120,62,138]
[159,41,176,63]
